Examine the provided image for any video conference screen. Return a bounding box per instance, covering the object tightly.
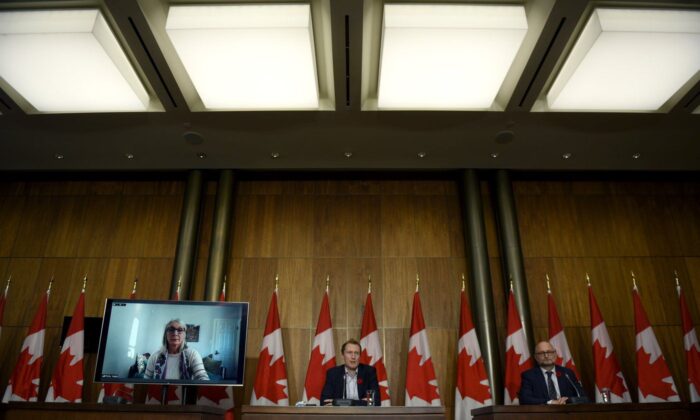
[95,299,248,386]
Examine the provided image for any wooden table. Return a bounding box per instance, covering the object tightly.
[471,402,699,420]
[0,402,224,420]
[241,405,445,420]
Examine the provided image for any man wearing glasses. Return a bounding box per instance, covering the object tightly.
[518,341,587,405]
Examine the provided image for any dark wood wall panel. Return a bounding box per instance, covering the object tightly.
[515,179,700,403]
[0,177,184,403]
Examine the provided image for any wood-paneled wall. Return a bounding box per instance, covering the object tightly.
[0,177,186,403]
[514,178,700,402]
[1,173,698,419]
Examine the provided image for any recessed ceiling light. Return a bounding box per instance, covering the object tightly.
[270,152,280,159]
[125,153,135,159]
[344,151,353,158]
[417,152,427,158]
[0,9,151,113]
[54,153,64,160]
[166,4,319,110]
[490,152,499,158]
[197,152,207,159]
[632,153,641,159]
[547,8,700,112]
[562,153,572,160]
[378,4,527,109]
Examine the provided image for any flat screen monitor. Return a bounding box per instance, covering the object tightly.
[95,299,248,386]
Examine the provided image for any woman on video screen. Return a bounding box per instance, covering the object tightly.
[144,319,209,381]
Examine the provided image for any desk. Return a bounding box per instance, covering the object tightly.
[240,405,445,420]
[471,402,699,420]
[0,402,224,420]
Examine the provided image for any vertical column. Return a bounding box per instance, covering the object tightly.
[460,169,502,403]
[493,169,534,351]
[171,170,203,300]
[204,169,235,301]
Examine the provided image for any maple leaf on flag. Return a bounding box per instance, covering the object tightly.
[592,340,628,398]
[456,348,491,404]
[252,347,288,403]
[637,349,680,401]
[405,347,440,403]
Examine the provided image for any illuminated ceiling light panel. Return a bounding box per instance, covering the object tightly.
[0,10,150,113]
[547,8,700,112]
[377,4,527,110]
[166,4,319,110]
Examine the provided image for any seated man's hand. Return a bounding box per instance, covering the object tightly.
[322,399,333,406]
[549,397,568,405]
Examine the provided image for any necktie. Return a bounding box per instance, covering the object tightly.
[546,371,558,401]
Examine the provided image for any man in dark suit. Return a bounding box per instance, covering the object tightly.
[519,341,587,405]
[321,339,381,406]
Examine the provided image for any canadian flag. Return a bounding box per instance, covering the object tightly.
[589,284,631,403]
[405,290,440,406]
[0,277,9,341]
[547,287,579,377]
[503,287,532,405]
[303,289,335,405]
[455,287,491,420]
[359,287,390,406]
[46,289,85,402]
[198,282,235,419]
[677,280,700,402]
[634,285,679,402]
[146,282,183,405]
[251,289,289,406]
[2,285,49,402]
[98,280,138,403]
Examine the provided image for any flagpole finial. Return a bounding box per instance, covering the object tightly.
[545,273,551,293]
[326,274,330,292]
[509,280,513,292]
[48,276,54,294]
[585,272,591,286]
[132,278,138,294]
[3,275,11,296]
[674,270,680,288]
[416,273,420,292]
[461,273,465,292]
[631,271,637,289]
[82,274,87,293]
[275,273,279,292]
[221,275,227,296]
[367,274,372,294]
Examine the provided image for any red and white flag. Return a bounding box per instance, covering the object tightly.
[303,288,335,405]
[198,281,236,420]
[455,284,491,420]
[2,282,50,402]
[589,283,631,403]
[146,280,183,405]
[634,284,679,402]
[547,282,579,377]
[359,284,390,406]
[405,289,440,406]
[46,285,85,403]
[504,286,532,405]
[98,279,138,403]
[677,278,700,402]
[251,287,289,406]
[0,277,9,341]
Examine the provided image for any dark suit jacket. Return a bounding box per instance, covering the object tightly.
[320,364,380,406]
[518,365,585,405]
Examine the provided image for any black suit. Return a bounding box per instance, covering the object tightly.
[320,364,380,406]
[518,365,586,405]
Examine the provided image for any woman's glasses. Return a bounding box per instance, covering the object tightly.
[166,327,186,334]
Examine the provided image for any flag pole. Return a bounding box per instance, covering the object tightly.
[3,275,10,297]
[47,276,54,296]
[368,274,372,294]
[82,274,87,293]
[674,270,680,288]
[131,278,138,295]
[461,273,465,292]
[221,275,227,298]
[326,274,330,292]
[585,273,591,287]
[275,273,279,293]
[545,273,551,293]
[631,271,637,290]
[416,273,420,292]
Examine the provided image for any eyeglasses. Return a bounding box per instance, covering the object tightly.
[534,350,557,357]
[166,327,186,334]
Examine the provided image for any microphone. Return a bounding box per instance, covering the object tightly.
[342,371,346,399]
[563,370,590,404]
[563,371,580,397]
